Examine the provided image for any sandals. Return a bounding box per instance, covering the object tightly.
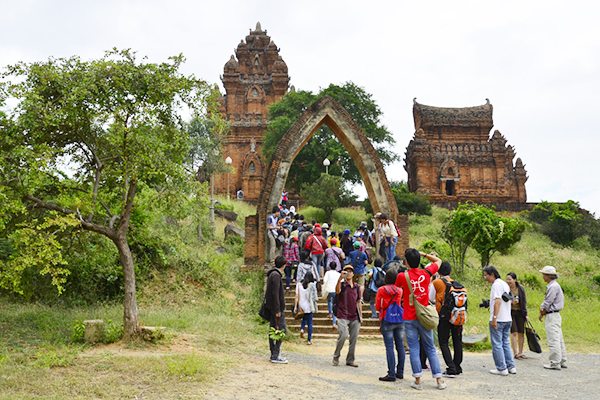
[515,354,527,360]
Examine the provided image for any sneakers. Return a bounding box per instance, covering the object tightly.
[508,367,517,374]
[307,340,312,345]
[332,358,339,366]
[346,362,359,368]
[300,329,304,339]
[442,371,458,378]
[378,375,396,382]
[561,363,568,369]
[410,382,423,390]
[437,380,447,390]
[489,368,509,376]
[543,364,561,370]
[270,357,288,364]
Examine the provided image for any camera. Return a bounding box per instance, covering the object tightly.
[479,299,490,308]
[501,292,514,302]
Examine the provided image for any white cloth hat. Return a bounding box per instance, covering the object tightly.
[539,265,559,277]
[322,223,329,229]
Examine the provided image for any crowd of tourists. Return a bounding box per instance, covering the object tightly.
[262,203,567,391]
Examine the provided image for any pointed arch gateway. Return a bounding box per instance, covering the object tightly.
[244,96,408,267]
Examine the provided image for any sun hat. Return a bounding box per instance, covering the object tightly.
[330,238,338,245]
[539,265,559,277]
[343,229,351,235]
[322,223,329,229]
[343,265,354,271]
[353,241,360,249]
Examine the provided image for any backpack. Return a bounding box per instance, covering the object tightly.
[373,267,386,288]
[440,278,468,326]
[383,286,404,323]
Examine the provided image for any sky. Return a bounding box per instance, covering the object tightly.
[1,0,599,215]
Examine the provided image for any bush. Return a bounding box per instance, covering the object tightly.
[520,273,543,290]
[593,274,600,287]
[363,181,432,216]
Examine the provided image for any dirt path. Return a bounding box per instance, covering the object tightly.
[202,340,598,400]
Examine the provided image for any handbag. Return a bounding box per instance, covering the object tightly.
[258,297,271,321]
[294,307,305,320]
[525,320,542,353]
[404,271,439,330]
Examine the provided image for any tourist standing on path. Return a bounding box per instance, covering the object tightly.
[506,272,528,360]
[395,249,446,390]
[433,261,464,377]
[265,256,288,364]
[539,266,567,370]
[333,265,362,368]
[267,206,280,263]
[347,241,369,300]
[304,226,328,279]
[295,271,318,345]
[375,267,405,382]
[483,265,516,376]
[323,262,341,328]
[378,213,399,262]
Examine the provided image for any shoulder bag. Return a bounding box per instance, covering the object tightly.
[404,271,439,330]
[525,320,542,353]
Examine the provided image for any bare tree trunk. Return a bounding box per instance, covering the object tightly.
[114,234,139,339]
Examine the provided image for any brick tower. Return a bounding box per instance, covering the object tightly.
[215,22,290,201]
[405,99,528,209]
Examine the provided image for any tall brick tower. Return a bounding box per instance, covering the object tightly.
[215,22,290,201]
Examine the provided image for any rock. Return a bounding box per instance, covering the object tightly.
[140,326,165,343]
[215,208,238,222]
[225,223,245,240]
[463,333,488,347]
[84,319,105,344]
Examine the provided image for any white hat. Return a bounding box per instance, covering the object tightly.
[539,265,559,277]
[322,223,329,229]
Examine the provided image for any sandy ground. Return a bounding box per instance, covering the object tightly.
[202,340,599,400]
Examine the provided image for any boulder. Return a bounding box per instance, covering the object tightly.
[215,208,238,222]
[225,223,245,240]
[84,319,105,344]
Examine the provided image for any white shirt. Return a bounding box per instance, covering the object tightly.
[323,270,341,295]
[490,278,512,322]
[379,220,398,238]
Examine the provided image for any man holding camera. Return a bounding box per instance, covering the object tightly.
[483,265,516,376]
[332,265,362,367]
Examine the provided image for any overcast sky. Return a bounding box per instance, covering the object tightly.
[2,0,599,215]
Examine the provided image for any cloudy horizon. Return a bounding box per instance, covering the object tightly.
[2,0,598,215]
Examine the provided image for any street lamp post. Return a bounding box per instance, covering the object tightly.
[225,156,233,199]
[323,158,330,174]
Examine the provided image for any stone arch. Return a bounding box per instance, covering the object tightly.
[440,158,460,196]
[244,96,407,266]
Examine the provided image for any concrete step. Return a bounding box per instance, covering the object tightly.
[285,304,374,312]
[287,324,381,335]
[284,315,380,326]
[309,333,381,340]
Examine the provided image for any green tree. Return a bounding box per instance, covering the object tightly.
[529,200,582,246]
[442,203,526,272]
[262,82,397,190]
[0,50,216,338]
[300,173,356,222]
[363,181,431,215]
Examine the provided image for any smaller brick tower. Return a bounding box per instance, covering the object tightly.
[215,22,290,201]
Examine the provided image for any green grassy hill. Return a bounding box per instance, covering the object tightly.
[409,206,600,352]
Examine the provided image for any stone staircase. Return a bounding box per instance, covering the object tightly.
[284,281,381,339]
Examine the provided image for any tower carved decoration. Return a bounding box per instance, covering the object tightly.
[215,22,290,201]
[405,100,528,207]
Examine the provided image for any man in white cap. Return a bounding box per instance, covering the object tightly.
[539,266,567,370]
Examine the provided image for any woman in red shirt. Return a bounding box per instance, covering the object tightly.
[375,268,405,382]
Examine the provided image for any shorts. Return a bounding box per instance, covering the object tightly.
[353,274,366,286]
[511,310,526,334]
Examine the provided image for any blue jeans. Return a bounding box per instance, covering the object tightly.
[490,321,515,371]
[405,319,442,378]
[310,254,323,279]
[381,321,405,377]
[327,292,337,325]
[301,312,314,341]
[385,237,398,262]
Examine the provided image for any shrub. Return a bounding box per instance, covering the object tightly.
[521,273,543,290]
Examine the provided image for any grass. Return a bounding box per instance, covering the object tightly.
[409,206,600,353]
